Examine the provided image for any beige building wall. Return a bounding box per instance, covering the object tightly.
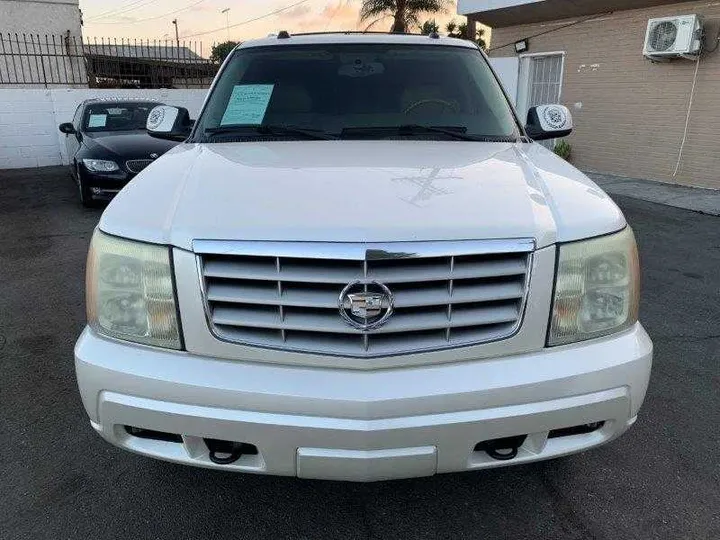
[489,1,720,189]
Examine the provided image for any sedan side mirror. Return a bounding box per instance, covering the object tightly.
[59,122,76,135]
[147,105,193,141]
[525,104,573,141]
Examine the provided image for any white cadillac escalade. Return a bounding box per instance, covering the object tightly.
[74,33,653,481]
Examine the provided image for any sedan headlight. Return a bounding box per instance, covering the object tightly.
[86,231,182,350]
[83,159,120,173]
[549,228,640,346]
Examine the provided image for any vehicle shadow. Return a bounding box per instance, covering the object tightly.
[123,455,602,539]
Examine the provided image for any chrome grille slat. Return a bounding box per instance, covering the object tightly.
[206,283,339,308]
[368,258,527,282]
[202,258,526,284]
[203,259,364,283]
[212,304,520,334]
[206,281,525,309]
[395,282,525,307]
[197,240,534,358]
[213,323,519,357]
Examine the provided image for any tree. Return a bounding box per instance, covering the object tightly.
[210,41,238,64]
[446,19,487,49]
[445,20,461,37]
[420,19,439,35]
[360,0,450,34]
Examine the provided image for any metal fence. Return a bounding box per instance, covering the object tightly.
[0,34,220,89]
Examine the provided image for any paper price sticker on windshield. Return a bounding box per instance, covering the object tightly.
[88,114,107,128]
[221,84,275,126]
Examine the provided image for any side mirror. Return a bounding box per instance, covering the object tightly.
[59,122,76,135]
[147,105,193,141]
[525,104,573,141]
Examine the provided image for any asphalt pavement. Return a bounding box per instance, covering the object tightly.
[1,167,718,540]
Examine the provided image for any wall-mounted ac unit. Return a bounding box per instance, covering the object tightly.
[643,15,702,60]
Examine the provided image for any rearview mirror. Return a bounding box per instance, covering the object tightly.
[525,104,573,141]
[59,122,75,135]
[147,105,193,141]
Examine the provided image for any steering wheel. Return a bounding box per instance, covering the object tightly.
[403,99,459,115]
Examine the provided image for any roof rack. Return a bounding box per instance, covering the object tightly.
[82,97,161,104]
[273,30,437,37]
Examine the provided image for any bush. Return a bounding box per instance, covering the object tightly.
[554,140,572,161]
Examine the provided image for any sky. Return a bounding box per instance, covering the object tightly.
[80,0,462,46]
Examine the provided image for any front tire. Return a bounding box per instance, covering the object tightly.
[77,169,97,208]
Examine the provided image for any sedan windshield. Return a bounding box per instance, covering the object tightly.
[83,102,158,133]
[193,44,519,142]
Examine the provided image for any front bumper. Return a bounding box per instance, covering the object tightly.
[75,324,652,482]
[80,168,134,199]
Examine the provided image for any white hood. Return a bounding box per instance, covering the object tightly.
[99,141,625,250]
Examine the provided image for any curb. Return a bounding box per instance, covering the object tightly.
[586,172,720,217]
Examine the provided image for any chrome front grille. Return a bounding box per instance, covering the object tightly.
[125,159,154,174]
[195,240,534,357]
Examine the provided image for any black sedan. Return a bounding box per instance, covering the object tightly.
[59,100,178,206]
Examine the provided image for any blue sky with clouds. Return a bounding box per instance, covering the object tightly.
[81,0,460,44]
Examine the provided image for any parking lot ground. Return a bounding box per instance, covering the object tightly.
[1,167,719,540]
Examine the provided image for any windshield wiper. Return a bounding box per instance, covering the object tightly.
[204,125,337,141]
[341,125,516,142]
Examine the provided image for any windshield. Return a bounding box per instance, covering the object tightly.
[83,102,159,133]
[193,44,519,142]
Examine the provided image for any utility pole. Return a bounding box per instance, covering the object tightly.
[172,19,179,48]
[221,8,230,41]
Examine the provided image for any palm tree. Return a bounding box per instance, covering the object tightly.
[445,20,461,37]
[420,19,439,35]
[446,19,487,49]
[360,0,450,34]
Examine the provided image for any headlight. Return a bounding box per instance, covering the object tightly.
[86,231,182,350]
[83,159,120,173]
[549,228,640,346]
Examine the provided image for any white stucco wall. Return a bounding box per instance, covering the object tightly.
[0,0,82,37]
[0,0,85,86]
[489,57,519,106]
[0,88,208,169]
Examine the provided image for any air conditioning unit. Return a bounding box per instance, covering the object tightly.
[643,15,702,60]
